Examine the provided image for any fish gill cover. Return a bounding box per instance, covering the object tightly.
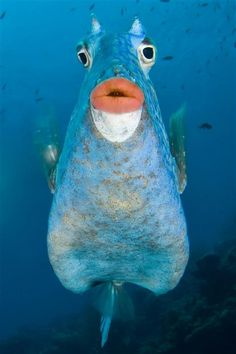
[0,0,235,353]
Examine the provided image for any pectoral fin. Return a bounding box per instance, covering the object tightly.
[169,103,187,194]
[34,104,61,193]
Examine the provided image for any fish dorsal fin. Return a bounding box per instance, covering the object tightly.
[169,103,187,194]
[129,17,146,37]
[91,14,102,34]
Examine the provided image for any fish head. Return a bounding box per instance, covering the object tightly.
[75,16,159,142]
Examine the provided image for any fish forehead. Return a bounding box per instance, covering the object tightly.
[92,33,139,65]
[87,30,143,62]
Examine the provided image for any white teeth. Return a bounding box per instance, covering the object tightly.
[90,106,142,143]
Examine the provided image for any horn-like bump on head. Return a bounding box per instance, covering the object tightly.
[91,14,102,34]
[129,17,146,37]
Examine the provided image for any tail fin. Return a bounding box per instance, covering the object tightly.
[93,282,134,347]
[99,283,115,347]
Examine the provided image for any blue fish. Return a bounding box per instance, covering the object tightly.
[40,17,189,346]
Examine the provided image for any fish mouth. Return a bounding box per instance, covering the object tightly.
[90,77,144,114]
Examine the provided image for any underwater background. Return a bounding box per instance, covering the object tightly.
[0,0,235,353]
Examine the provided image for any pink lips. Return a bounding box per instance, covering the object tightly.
[90,77,144,114]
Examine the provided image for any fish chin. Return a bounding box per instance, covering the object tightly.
[90,105,142,143]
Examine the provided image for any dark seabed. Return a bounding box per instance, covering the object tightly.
[0,0,235,353]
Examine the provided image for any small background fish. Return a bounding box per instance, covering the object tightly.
[199,122,213,129]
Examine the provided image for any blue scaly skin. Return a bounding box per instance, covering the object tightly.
[47,19,189,298]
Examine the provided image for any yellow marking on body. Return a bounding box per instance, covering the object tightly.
[49,231,79,256]
[106,190,143,214]
[111,171,148,187]
[83,141,90,154]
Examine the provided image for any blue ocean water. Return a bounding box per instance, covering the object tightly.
[0,0,235,353]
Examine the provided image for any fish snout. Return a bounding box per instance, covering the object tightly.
[90,77,144,114]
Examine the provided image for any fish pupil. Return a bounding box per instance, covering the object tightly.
[78,52,87,65]
[143,47,154,59]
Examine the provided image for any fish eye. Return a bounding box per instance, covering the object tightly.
[138,43,156,67]
[77,48,91,68]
